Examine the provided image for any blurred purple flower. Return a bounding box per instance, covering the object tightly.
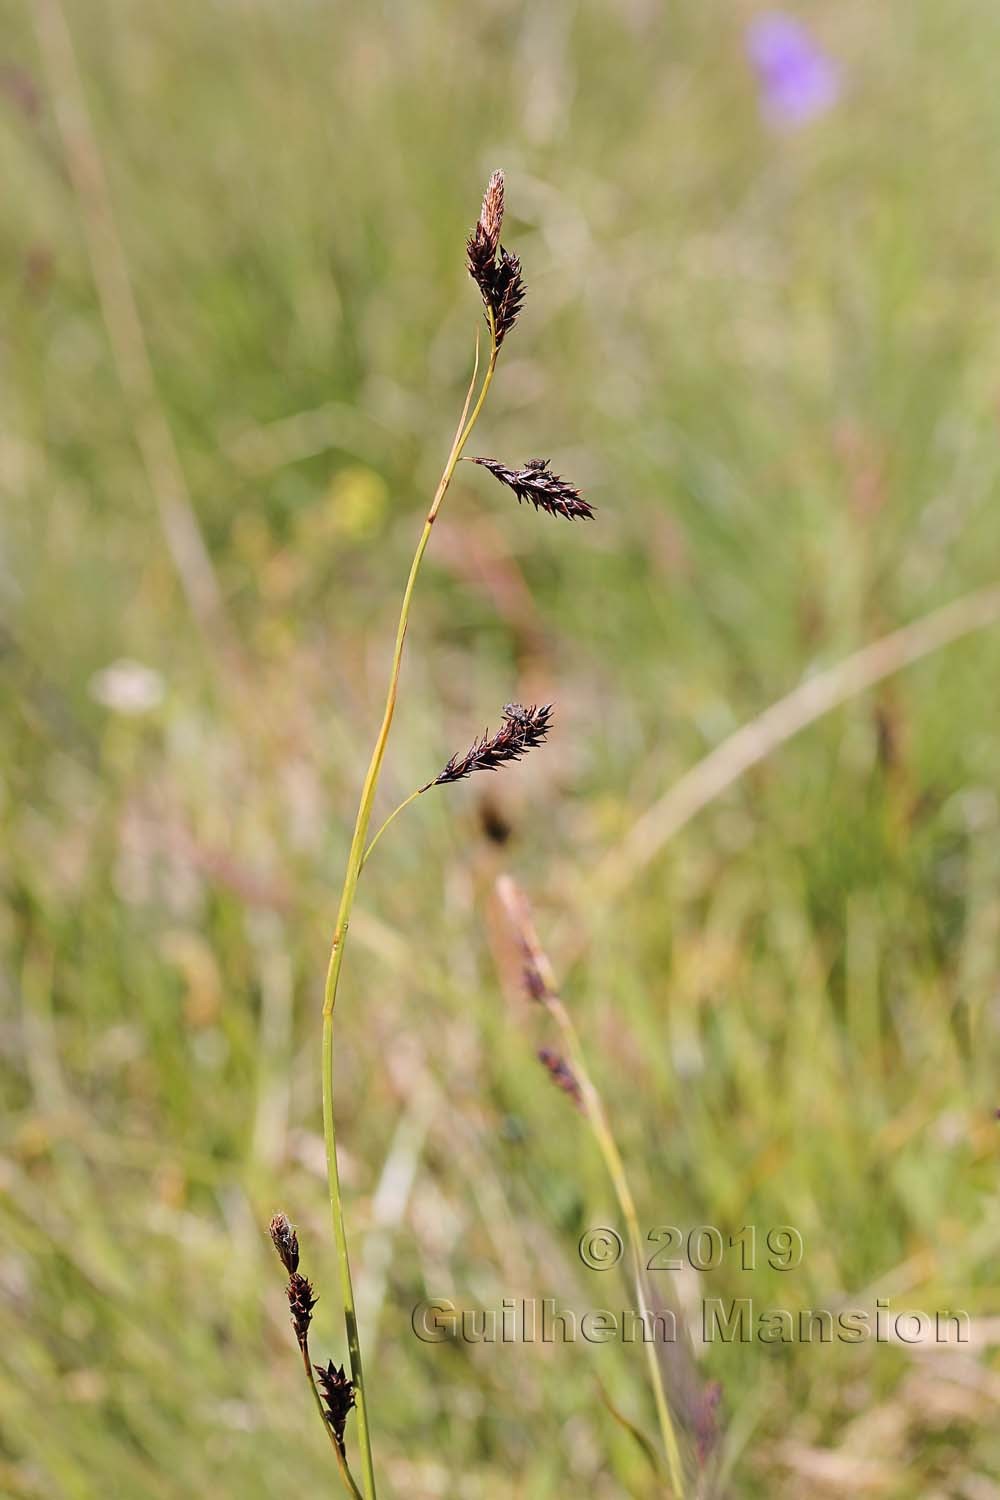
[747,13,841,128]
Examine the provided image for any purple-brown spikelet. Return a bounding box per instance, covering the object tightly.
[468,456,594,521]
[537,1047,583,1108]
[467,228,498,298]
[430,703,552,788]
[269,1212,300,1274]
[467,170,525,348]
[490,249,526,346]
[287,1272,318,1349]
[314,1361,356,1456]
[269,1213,316,1347]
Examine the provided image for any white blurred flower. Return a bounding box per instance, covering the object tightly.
[88,658,165,715]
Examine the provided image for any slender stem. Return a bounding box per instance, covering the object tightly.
[361,787,425,871]
[321,1022,374,1496]
[299,1338,364,1500]
[549,1000,687,1499]
[320,321,497,1499]
[495,878,686,1497]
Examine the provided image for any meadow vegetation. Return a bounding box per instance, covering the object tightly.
[3,2,1000,1494]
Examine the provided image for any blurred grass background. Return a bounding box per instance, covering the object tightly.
[4,0,1000,1494]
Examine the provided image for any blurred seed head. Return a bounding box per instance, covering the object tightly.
[523,959,549,1003]
[495,874,560,1003]
[694,1379,724,1465]
[537,1047,582,1108]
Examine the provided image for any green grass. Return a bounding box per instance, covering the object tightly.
[4,1,1000,1494]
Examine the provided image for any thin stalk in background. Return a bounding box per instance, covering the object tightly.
[587,584,1000,935]
[495,875,692,1498]
[33,0,241,676]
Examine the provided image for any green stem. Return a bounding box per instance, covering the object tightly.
[496,879,686,1497]
[549,999,686,1498]
[361,787,425,872]
[321,323,497,1499]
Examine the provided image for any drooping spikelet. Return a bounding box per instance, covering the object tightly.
[466,170,525,348]
[314,1360,356,1456]
[430,703,552,788]
[468,456,594,521]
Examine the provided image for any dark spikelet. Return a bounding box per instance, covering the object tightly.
[537,1048,583,1108]
[491,248,525,346]
[466,223,496,305]
[314,1361,356,1456]
[287,1271,318,1348]
[269,1212,300,1275]
[466,170,525,348]
[469,456,594,521]
[430,703,552,788]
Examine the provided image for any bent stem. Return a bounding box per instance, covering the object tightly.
[321,322,498,1499]
[361,787,424,872]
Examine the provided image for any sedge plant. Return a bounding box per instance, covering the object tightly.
[269,173,595,1498]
